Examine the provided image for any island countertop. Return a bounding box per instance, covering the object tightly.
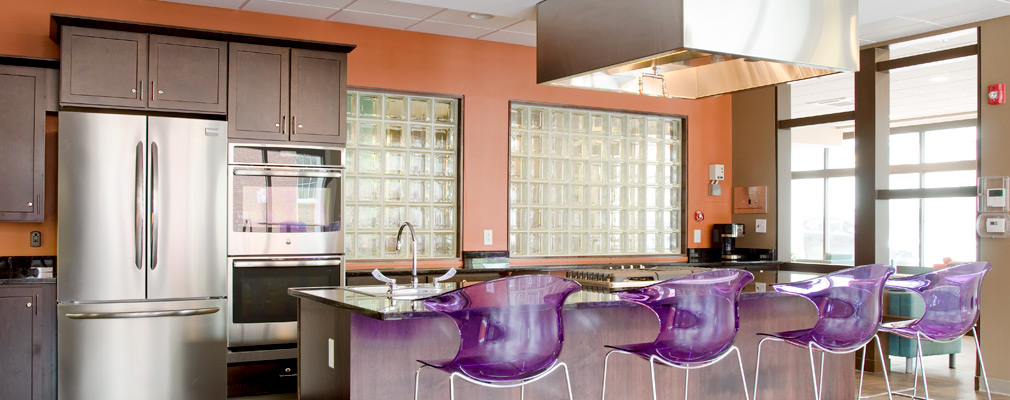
[288,284,792,320]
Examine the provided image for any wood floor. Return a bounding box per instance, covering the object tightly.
[859,336,1007,400]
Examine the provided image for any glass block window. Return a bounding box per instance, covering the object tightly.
[345,90,460,259]
[508,103,683,256]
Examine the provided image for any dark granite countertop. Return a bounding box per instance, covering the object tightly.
[347,260,782,277]
[289,284,788,321]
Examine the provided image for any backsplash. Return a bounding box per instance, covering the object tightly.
[0,256,56,279]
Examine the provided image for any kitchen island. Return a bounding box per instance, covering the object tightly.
[289,285,855,400]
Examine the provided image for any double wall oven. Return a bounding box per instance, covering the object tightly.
[228,144,345,349]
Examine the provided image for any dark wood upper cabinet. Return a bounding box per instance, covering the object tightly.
[228,43,289,141]
[0,284,56,400]
[60,26,147,109]
[60,27,226,114]
[0,65,46,222]
[290,49,346,145]
[230,44,346,144]
[148,35,227,114]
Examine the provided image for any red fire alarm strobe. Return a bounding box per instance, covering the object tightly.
[989,84,1005,105]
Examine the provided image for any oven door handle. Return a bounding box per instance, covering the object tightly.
[233,169,342,178]
[233,259,344,268]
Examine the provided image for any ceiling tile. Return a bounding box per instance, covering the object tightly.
[479,30,536,47]
[284,0,353,8]
[407,20,493,39]
[328,9,422,29]
[502,20,536,35]
[343,0,442,19]
[427,9,522,30]
[242,0,341,20]
[391,0,539,19]
[933,5,1010,26]
[159,0,248,9]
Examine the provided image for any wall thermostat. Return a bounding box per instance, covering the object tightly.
[987,188,1006,208]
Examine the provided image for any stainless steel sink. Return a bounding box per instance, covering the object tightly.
[343,285,444,300]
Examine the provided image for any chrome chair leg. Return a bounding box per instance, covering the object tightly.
[449,374,456,400]
[649,357,659,400]
[819,350,825,400]
[872,334,894,400]
[974,327,992,400]
[731,346,750,400]
[601,350,620,400]
[808,344,821,400]
[752,336,776,400]
[560,362,574,400]
[916,334,930,400]
[859,340,868,399]
[520,384,525,400]
[683,368,690,400]
[414,365,429,400]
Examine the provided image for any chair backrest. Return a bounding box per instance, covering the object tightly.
[617,269,754,363]
[422,275,582,382]
[773,264,895,351]
[886,261,991,340]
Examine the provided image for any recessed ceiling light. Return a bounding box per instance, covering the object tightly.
[469,13,494,20]
[929,76,949,82]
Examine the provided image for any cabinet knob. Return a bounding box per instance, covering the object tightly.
[27,202,33,207]
[158,90,164,94]
[275,123,280,127]
[297,124,304,128]
[131,89,137,93]
[26,302,32,308]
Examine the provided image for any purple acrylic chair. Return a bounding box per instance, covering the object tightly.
[875,261,992,400]
[413,275,582,400]
[753,264,895,400]
[601,269,754,400]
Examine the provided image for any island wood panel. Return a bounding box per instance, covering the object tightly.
[298,294,857,400]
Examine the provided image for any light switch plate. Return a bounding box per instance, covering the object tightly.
[755,219,767,233]
[484,230,493,245]
[693,229,701,243]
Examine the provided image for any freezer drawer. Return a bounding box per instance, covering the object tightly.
[57,299,226,400]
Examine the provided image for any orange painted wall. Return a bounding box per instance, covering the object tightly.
[0,0,733,259]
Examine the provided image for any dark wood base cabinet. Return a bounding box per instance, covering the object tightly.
[0,283,56,400]
[227,359,298,398]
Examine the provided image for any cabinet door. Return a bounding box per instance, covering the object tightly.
[229,43,289,141]
[60,26,147,109]
[148,35,227,114]
[0,65,45,221]
[290,49,346,144]
[0,290,38,400]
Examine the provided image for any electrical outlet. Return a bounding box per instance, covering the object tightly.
[30,231,41,247]
[328,338,334,369]
[484,230,493,245]
[755,219,767,233]
[755,282,767,292]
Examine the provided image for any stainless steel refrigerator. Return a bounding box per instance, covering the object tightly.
[57,112,227,400]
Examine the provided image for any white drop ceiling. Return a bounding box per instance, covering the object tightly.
[161,0,1008,123]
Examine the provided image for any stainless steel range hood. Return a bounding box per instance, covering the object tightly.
[536,0,858,99]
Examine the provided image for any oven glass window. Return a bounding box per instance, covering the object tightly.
[232,266,342,323]
[232,174,342,233]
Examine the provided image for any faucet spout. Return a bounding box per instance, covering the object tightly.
[396,222,418,288]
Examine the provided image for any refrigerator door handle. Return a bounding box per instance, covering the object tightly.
[151,141,160,270]
[135,142,144,270]
[65,307,220,320]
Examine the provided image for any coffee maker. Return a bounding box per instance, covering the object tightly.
[712,223,745,260]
